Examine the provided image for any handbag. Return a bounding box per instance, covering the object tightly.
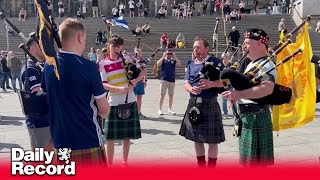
[188,96,203,125]
[18,53,48,116]
[117,92,132,120]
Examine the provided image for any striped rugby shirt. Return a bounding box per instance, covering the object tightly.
[99,56,136,106]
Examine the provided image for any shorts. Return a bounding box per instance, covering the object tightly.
[28,126,51,148]
[130,8,134,12]
[160,80,175,95]
[134,82,145,96]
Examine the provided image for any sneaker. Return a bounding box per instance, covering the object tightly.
[158,109,163,115]
[168,109,176,115]
[139,112,147,118]
[223,114,228,120]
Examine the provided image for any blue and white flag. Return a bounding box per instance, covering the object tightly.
[114,16,129,29]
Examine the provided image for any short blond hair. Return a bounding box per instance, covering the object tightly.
[59,18,85,42]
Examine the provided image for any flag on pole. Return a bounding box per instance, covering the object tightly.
[272,22,316,131]
[33,0,60,79]
[104,16,129,29]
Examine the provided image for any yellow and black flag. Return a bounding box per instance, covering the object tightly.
[34,0,60,79]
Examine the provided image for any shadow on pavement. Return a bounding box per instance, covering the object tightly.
[0,116,24,126]
[0,142,23,152]
[142,128,177,136]
[144,116,182,125]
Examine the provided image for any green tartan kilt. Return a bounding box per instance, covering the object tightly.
[104,102,142,140]
[239,110,274,166]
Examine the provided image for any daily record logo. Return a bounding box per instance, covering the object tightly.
[11,148,75,175]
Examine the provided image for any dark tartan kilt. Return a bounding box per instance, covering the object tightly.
[239,109,274,166]
[104,102,141,140]
[54,146,107,166]
[179,96,225,144]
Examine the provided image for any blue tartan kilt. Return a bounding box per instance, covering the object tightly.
[179,96,225,144]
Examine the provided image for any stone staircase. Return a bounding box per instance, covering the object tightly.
[1,14,320,79]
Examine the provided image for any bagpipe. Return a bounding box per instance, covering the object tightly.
[17,34,48,116]
[117,37,160,81]
[220,16,311,106]
[0,11,28,41]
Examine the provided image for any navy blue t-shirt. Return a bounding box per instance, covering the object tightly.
[185,56,224,98]
[42,52,107,150]
[21,59,50,129]
[161,58,176,82]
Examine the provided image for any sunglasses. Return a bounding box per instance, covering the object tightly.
[167,53,172,55]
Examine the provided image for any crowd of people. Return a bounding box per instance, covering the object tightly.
[0,0,311,169]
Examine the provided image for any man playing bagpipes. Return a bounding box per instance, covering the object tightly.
[221,29,275,166]
[20,36,53,152]
[99,34,146,167]
[179,37,225,168]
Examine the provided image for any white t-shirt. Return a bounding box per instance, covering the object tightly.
[129,1,135,9]
[238,58,276,104]
[239,2,245,8]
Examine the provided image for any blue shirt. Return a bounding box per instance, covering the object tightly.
[161,58,176,82]
[42,52,107,150]
[185,56,224,98]
[21,59,50,129]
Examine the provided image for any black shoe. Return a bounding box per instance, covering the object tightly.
[139,112,147,119]
[6,86,12,89]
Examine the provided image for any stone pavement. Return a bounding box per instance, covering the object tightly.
[0,79,320,167]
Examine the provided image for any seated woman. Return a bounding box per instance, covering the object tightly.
[158,7,166,19]
[175,32,185,48]
[160,32,170,49]
[131,25,142,37]
[77,8,85,19]
[142,23,151,35]
[19,8,27,21]
[229,9,238,22]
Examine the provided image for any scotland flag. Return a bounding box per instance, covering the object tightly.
[104,16,129,29]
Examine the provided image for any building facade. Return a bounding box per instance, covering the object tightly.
[0,0,284,18]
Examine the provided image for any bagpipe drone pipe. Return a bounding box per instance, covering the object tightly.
[0,11,28,41]
[220,48,302,105]
[117,37,160,81]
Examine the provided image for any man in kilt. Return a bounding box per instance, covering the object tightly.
[42,18,110,165]
[99,35,146,167]
[222,29,275,166]
[179,37,225,168]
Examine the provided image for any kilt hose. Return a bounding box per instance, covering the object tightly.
[54,146,107,166]
[238,106,274,166]
[104,102,141,140]
[179,96,225,144]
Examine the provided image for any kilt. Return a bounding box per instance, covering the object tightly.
[179,96,225,144]
[238,104,274,166]
[104,102,141,140]
[54,146,107,166]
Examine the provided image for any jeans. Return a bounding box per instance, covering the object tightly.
[1,72,12,90]
[172,9,176,16]
[222,97,237,116]
[11,72,22,91]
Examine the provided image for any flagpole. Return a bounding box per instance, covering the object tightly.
[5,21,9,51]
